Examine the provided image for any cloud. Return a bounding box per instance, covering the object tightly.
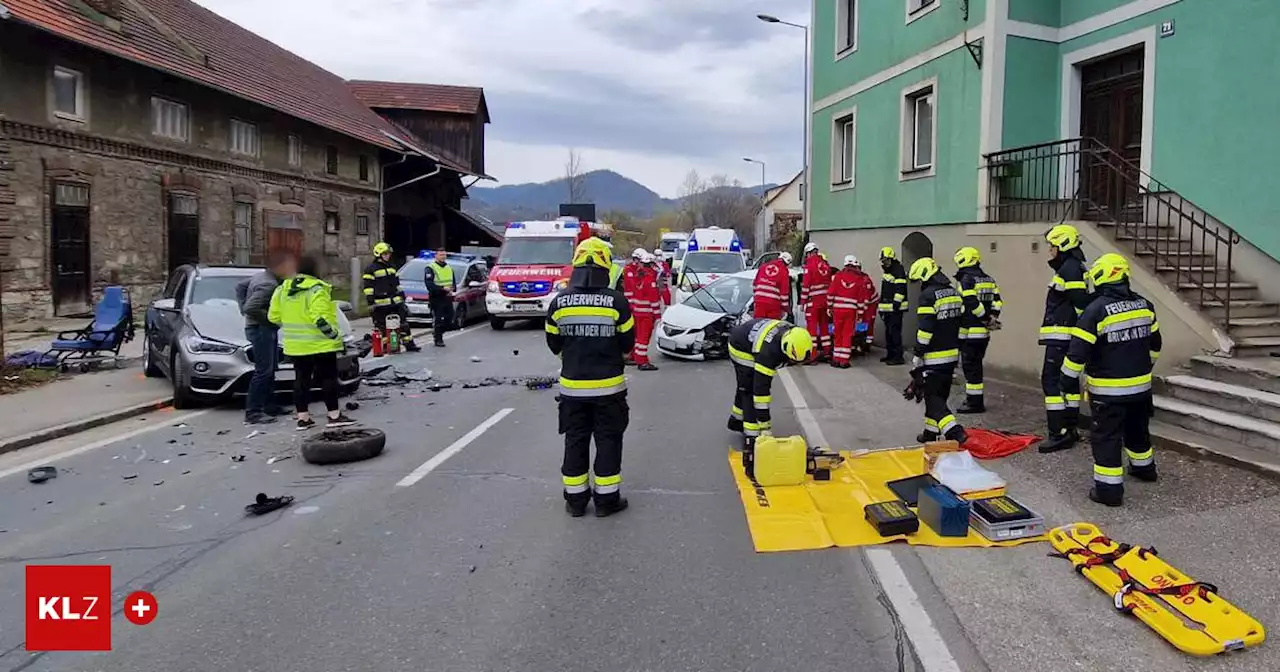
[193,0,808,196]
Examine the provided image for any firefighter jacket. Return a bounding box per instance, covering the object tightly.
[1040,248,1092,345]
[752,259,791,310]
[362,258,403,307]
[728,318,796,431]
[913,273,963,368]
[268,274,344,357]
[830,268,875,314]
[879,259,909,313]
[1062,280,1162,403]
[800,255,833,307]
[545,284,636,398]
[956,265,1003,341]
[423,260,455,300]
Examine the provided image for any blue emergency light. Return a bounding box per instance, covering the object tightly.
[730,238,742,252]
[686,237,699,252]
[507,222,525,229]
[563,221,579,229]
[417,250,430,259]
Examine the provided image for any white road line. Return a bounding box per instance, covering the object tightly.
[395,408,514,487]
[0,409,212,481]
[777,368,962,672]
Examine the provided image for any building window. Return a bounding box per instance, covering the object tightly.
[325,211,340,234]
[233,203,253,265]
[907,0,939,24]
[831,110,856,187]
[358,155,370,182]
[55,182,90,207]
[326,146,338,175]
[230,119,259,157]
[288,135,303,167]
[52,66,85,120]
[837,1,857,54]
[901,80,936,177]
[355,214,370,236]
[151,97,189,141]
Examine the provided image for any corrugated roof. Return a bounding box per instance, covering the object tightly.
[348,80,487,119]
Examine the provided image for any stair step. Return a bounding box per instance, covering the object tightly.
[1095,220,1174,230]
[1152,396,1280,452]
[1177,281,1258,300]
[1235,336,1280,356]
[1201,300,1280,320]
[1228,316,1280,339]
[1190,355,1280,395]
[1116,234,1191,247]
[1163,375,1280,424]
[1154,265,1233,283]
[1149,419,1280,478]
[1135,250,1210,259]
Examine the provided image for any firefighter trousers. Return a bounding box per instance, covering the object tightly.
[831,309,857,365]
[805,298,831,359]
[1042,343,1081,436]
[372,304,415,345]
[753,300,785,321]
[959,338,989,407]
[922,365,964,441]
[632,314,654,365]
[731,361,771,438]
[881,311,905,360]
[559,393,629,505]
[1089,397,1155,504]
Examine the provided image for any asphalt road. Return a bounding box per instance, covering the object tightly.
[0,320,920,672]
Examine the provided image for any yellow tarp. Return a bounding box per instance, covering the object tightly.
[729,447,1048,553]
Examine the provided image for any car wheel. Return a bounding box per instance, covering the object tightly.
[490,317,506,330]
[301,428,386,465]
[170,352,198,410]
[455,304,468,329]
[142,334,164,378]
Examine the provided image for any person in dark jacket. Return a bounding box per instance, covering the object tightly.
[1062,253,1162,507]
[545,237,636,518]
[362,242,420,352]
[1039,224,1092,453]
[423,249,456,347]
[727,317,814,478]
[235,250,295,424]
[878,247,908,365]
[953,247,1004,414]
[909,257,968,445]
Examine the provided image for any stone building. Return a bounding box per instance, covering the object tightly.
[0,0,492,323]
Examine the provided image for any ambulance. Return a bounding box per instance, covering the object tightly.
[673,226,746,303]
[485,217,601,329]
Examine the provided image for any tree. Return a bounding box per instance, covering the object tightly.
[565,148,588,203]
[682,173,758,249]
[676,169,705,229]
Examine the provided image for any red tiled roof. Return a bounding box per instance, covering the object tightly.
[2,0,410,150]
[348,80,487,119]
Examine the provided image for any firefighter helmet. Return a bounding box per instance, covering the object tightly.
[1046,224,1081,251]
[373,242,392,256]
[908,257,940,282]
[1088,253,1130,287]
[573,237,613,269]
[880,246,896,260]
[780,327,815,363]
[954,246,981,268]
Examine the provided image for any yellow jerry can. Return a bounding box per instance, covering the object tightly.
[753,435,810,486]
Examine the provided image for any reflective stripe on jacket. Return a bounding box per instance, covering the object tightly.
[913,273,962,368]
[879,259,908,312]
[362,259,403,307]
[545,287,636,397]
[956,265,1002,341]
[1040,250,1091,345]
[1062,281,1163,401]
[268,275,344,357]
[424,261,455,297]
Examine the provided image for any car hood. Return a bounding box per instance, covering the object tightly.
[186,300,352,345]
[660,303,727,330]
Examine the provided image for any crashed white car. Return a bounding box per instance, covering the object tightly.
[655,268,800,361]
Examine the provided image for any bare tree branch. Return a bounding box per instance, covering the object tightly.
[564,148,589,203]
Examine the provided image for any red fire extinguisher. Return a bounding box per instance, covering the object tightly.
[371,328,385,357]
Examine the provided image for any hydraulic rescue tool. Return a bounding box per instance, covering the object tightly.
[1049,522,1265,656]
[751,435,845,486]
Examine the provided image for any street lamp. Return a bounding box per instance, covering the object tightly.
[757,14,810,237]
[743,157,766,250]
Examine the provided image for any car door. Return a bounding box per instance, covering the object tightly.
[751,251,781,269]
[151,268,189,373]
[465,263,488,312]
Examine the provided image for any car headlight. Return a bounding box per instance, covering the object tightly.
[487,281,499,293]
[183,334,238,354]
[553,279,570,291]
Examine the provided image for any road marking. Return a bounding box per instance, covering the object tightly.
[396,408,514,487]
[0,409,212,481]
[778,368,962,672]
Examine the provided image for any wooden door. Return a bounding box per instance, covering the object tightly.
[267,227,303,259]
[1080,49,1144,220]
[168,193,201,271]
[50,182,91,315]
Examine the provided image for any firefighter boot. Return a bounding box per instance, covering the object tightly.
[593,494,629,518]
[564,492,590,518]
[957,398,985,414]
[742,435,756,479]
[1088,485,1123,507]
[1129,464,1159,483]
[1038,427,1079,453]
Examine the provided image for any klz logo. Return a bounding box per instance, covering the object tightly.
[26,565,111,651]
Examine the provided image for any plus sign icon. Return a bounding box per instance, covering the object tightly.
[25,565,112,651]
[124,591,158,626]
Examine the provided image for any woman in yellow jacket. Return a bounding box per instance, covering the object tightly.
[268,255,356,430]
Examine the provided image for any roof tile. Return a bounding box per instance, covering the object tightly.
[348,80,485,117]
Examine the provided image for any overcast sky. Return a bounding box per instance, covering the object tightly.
[194,0,807,197]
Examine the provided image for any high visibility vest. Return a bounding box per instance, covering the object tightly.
[269,275,344,357]
[608,263,623,290]
[428,262,455,292]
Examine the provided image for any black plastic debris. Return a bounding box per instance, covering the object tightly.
[429,383,453,392]
[525,376,557,390]
[230,455,246,463]
[513,349,519,356]
[216,430,230,436]
[345,401,360,411]
[122,474,138,480]
[245,493,294,516]
[463,383,480,389]
[27,466,57,484]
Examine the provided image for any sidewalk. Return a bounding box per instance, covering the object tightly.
[785,360,1280,672]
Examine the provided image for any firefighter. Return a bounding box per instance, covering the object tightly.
[652,247,672,307]
[362,242,420,352]
[954,247,1004,414]
[909,257,968,444]
[726,318,814,477]
[878,247,908,365]
[752,252,792,320]
[1062,253,1161,507]
[828,255,865,368]
[800,242,833,363]
[545,237,635,517]
[629,252,661,371]
[422,249,456,347]
[1039,224,1093,452]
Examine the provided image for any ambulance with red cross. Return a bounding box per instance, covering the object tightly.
[485,217,607,330]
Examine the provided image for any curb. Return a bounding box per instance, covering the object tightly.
[0,397,174,455]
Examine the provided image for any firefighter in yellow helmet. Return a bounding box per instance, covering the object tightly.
[361,242,420,352]
[953,246,1004,414]
[1062,253,1162,506]
[545,237,636,517]
[726,318,814,478]
[878,246,908,365]
[908,257,968,444]
[1039,224,1091,452]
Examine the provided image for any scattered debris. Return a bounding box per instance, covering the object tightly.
[178,452,188,457]
[182,432,193,437]
[181,470,191,475]
[245,493,294,516]
[266,454,293,465]
[167,439,178,444]
[28,466,58,484]
[429,383,453,392]
[513,349,519,356]
[216,430,230,436]
[245,430,264,439]
[162,459,171,464]
[230,455,246,463]
[153,480,164,486]
[172,505,186,512]
[525,376,557,390]
[173,423,188,428]
[470,356,482,363]
[469,565,477,573]
[345,401,360,411]
[355,393,390,402]
[463,383,479,389]
[122,474,138,480]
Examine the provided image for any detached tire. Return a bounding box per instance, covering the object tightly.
[301,428,386,465]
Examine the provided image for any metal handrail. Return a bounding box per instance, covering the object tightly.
[983,138,1241,327]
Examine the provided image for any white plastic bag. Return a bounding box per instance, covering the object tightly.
[930,450,1006,493]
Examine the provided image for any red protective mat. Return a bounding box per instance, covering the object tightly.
[963,428,1040,459]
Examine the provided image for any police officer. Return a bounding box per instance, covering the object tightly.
[726,318,814,477]
[878,247,908,365]
[1039,224,1092,452]
[545,237,636,518]
[423,249,456,347]
[909,257,968,445]
[362,242,420,352]
[953,247,1004,414]
[1061,253,1162,507]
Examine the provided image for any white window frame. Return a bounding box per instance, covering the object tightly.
[900,78,937,181]
[229,118,259,157]
[288,135,303,167]
[150,96,189,141]
[52,66,86,121]
[906,0,940,25]
[835,0,858,60]
[830,107,856,191]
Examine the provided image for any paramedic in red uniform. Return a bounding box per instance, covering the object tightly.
[850,257,880,356]
[621,249,646,365]
[829,255,867,368]
[652,247,672,307]
[630,252,661,371]
[800,242,833,363]
[752,251,792,320]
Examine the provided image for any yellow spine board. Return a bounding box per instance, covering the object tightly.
[1049,523,1266,656]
